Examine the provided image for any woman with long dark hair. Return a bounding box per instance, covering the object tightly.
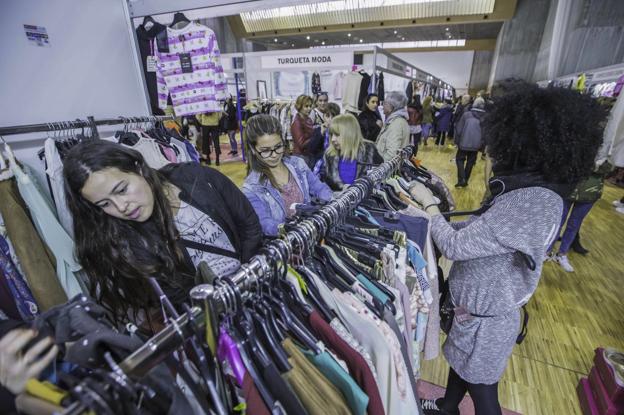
[357,93,383,142]
[63,140,262,323]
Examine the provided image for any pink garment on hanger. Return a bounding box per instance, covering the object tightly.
[160,144,178,163]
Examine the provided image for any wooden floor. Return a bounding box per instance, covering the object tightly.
[215,141,624,415]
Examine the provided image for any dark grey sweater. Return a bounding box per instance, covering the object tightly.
[430,187,562,384]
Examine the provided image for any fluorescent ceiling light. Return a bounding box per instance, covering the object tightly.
[243,0,447,20]
[311,38,466,49]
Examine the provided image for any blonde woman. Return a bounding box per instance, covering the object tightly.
[323,114,383,191]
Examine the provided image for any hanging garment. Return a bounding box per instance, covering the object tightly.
[330,290,421,414]
[376,72,385,102]
[0,267,21,320]
[44,138,74,236]
[307,310,385,415]
[8,161,85,299]
[300,347,369,415]
[342,72,364,113]
[136,22,167,115]
[156,22,226,116]
[122,134,172,169]
[282,338,352,415]
[311,72,322,95]
[333,72,345,100]
[0,235,38,319]
[0,179,68,311]
[358,72,372,112]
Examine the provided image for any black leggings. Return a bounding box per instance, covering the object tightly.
[440,368,502,415]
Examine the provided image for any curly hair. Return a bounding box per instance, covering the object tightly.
[484,81,607,184]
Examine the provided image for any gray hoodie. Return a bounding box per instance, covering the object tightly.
[455,108,486,151]
[376,108,410,161]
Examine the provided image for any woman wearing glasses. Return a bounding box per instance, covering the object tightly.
[242,115,333,236]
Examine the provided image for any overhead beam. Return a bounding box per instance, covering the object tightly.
[242,0,517,38]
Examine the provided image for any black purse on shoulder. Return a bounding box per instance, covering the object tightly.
[439,276,529,345]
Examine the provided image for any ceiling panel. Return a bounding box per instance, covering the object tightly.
[241,0,495,33]
[252,21,502,49]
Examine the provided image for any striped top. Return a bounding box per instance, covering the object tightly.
[156,22,225,116]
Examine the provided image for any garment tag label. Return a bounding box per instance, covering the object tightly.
[146,56,157,72]
[454,306,473,323]
[179,53,193,73]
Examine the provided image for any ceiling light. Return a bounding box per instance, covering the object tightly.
[401,37,405,40]
[393,30,397,34]
[243,0,448,20]
[306,35,310,40]
[445,27,449,31]
[322,41,325,45]
[347,33,351,37]
[274,38,278,42]
[359,39,363,43]
[291,43,295,46]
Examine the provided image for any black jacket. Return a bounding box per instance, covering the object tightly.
[221,102,238,131]
[160,163,263,264]
[323,141,384,190]
[357,109,382,142]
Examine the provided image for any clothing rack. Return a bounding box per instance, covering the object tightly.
[371,45,453,93]
[0,115,175,138]
[60,144,416,415]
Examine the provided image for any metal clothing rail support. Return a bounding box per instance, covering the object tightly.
[114,145,415,381]
[0,115,175,137]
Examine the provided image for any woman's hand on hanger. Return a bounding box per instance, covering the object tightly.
[408,181,440,215]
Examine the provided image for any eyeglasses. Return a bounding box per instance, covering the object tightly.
[255,143,285,158]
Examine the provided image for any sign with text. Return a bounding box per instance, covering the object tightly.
[261,52,352,69]
[24,24,50,47]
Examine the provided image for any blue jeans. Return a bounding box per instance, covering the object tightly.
[421,123,432,141]
[550,200,595,254]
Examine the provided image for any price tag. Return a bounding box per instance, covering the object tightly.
[146,55,157,72]
[179,53,193,73]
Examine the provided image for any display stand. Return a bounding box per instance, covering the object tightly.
[239,47,359,101]
[221,53,247,161]
[371,45,455,100]
[537,62,624,94]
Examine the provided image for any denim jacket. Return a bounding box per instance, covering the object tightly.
[242,156,333,236]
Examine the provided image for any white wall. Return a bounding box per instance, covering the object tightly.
[0,0,149,188]
[395,51,475,95]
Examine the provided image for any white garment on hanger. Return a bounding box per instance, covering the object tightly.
[342,72,364,113]
[44,138,74,236]
[122,134,171,169]
[5,145,86,298]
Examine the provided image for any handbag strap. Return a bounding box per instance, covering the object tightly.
[180,238,240,260]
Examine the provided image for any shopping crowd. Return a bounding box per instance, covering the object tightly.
[0,81,619,415]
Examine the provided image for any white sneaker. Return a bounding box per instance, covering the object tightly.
[555,254,574,272]
[613,200,624,208]
[617,206,624,215]
[544,252,555,263]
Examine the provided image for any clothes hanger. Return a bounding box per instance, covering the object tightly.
[169,12,191,29]
[0,136,14,181]
[142,15,157,30]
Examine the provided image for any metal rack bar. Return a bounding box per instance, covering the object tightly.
[0,115,175,137]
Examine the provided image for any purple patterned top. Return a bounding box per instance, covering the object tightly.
[156,22,226,116]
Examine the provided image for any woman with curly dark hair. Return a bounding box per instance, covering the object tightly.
[411,82,606,415]
[63,140,262,325]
